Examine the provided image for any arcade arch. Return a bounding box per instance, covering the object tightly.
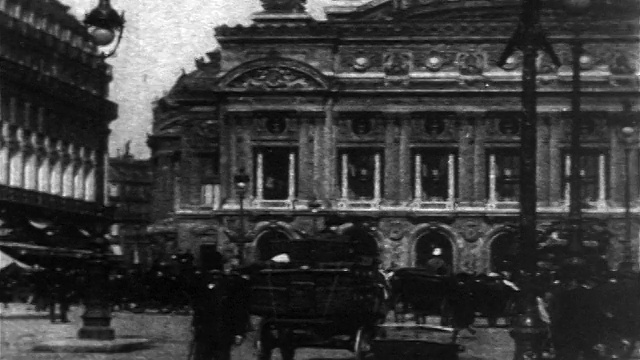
[255,226,294,261]
[414,230,454,275]
[488,230,519,274]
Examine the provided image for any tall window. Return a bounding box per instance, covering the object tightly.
[254,147,297,201]
[197,153,219,207]
[488,149,520,203]
[563,149,608,204]
[338,148,383,201]
[412,149,456,202]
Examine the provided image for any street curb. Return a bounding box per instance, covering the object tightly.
[32,338,153,353]
[0,313,50,320]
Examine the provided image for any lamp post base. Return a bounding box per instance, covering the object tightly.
[510,290,547,360]
[78,307,115,340]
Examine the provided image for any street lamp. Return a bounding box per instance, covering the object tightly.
[497,0,560,358]
[563,0,592,268]
[76,0,125,341]
[83,0,126,58]
[233,169,251,264]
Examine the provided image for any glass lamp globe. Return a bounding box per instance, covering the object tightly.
[621,126,635,142]
[89,27,116,46]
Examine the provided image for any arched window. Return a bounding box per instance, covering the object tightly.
[415,231,453,276]
[490,232,519,274]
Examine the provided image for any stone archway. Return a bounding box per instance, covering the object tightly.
[255,226,294,261]
[488,231,519,274]
[415,230,454,276]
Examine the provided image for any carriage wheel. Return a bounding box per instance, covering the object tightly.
[354,326,374,360]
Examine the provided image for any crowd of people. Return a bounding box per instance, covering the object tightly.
[1,246,639,360]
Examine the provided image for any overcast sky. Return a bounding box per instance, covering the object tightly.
[61,0,333,158]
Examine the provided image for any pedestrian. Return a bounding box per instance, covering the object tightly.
[448,273,476,341]
[47,266,70,323]
[189,252,250,360]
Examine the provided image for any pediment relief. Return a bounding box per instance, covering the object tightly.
[219,58,329,91]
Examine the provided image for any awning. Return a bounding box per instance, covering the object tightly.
[0,250,30,270]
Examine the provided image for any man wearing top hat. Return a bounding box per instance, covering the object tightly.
[189,251,250,360]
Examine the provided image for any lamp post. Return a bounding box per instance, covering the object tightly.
[621,122,636,266]
[497,0,560,358]
[563,0,592,267]
[76,0,125,341]
[233,169,251,265]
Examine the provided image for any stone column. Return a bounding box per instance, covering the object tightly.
[473,114,486,205]
[217,102,231,203]
[323,98,336,200]
[312,115,324,199]
[384,116,399,200]
[0,122,10,185]
[239,117,253,200]
[297,115,313,200]
[37,138,51,193]
[458,115,475,206]
[74,147,86,200]
[537,115,551,206]
[611,126,625,206]
[255,152,264,200]
[84,150,97,202]
[23,133,37,190]
[62,145,75,198]
[288,152,296,201]
[50,141,63,195]
[399,115,412,201]
[548,115,563,206]
[9,128,25,188]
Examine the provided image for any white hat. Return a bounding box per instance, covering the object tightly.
[270,253,290,263]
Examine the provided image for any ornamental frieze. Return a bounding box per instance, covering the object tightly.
[560,114,609,143]
[409,112,457,142]
[252,112,300,138]
[484,112,522,140]
[336,113,387,141]
[226,66,324,90]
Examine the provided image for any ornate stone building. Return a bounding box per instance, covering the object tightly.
[149,0,640,273]
[108,148,154,267]
[0,0,116,240]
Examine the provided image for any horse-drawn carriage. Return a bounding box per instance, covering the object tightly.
[247,233,387,360]
[246,234,465,360]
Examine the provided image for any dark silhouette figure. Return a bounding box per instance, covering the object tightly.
[190,253,250,360]
[47,267,71,323]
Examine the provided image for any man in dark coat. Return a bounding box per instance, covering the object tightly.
[190,254,250,360]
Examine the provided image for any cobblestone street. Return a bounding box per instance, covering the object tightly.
[1,305,518,360]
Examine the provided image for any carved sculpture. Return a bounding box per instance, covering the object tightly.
[383,52,411,76]
[227,67,322,90]
[457,52,485,75]
[195,49,221,73]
